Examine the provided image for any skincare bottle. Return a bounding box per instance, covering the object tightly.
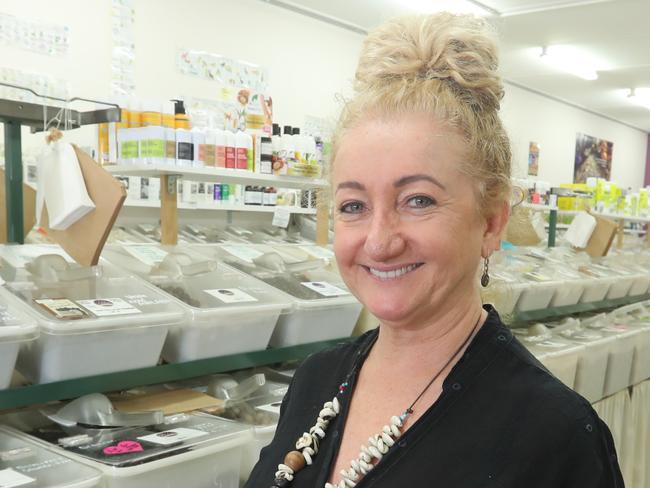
[225,130,236,169]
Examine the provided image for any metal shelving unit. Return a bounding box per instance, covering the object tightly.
[0,337,352,411]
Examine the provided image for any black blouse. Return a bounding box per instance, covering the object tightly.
[245,306,624,488]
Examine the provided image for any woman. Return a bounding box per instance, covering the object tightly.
[245,13,623,488]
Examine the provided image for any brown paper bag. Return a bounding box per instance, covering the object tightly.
[579,214,618,257]
[40,145,126,266]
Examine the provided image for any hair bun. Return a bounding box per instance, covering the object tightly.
[355,13,503,111]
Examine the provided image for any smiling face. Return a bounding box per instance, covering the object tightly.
[333,113,502,329]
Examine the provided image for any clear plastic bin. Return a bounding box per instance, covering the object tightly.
[582,313,640,397]
[552,318,614,403]
[195,244,362,346]
[102,245,292,362]
[591,264,634,300]
[512,271,557,312]
[548,268,585,307]
[0,288,38,390]
[7,411,251,488]
[0,245,183,384]
[576,265,613,303]
[481,270,522,315]
[0,425,103,487]
[514,323,584,389]
[609,302,650,385]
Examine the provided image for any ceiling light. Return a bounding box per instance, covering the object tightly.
[389,0,494,16]
[627,88,650,110]
[539,45,599,81]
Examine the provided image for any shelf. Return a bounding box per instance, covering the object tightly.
[106,164,329,190]
[521,203,650,223]
[521,202,558,211]
[510,293,650,325]
[0,337,353,411]
[123,199,317,215]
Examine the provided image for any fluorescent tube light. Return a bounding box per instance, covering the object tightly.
[627,88,650,110]
[540,46,599,81]
[390,0,494,16]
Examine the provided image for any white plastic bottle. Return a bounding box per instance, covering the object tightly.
[204,128,217,167]
[192,128,206,167]
[176,128,193,167]
[280,126,295,175]
[225,130,236,169]
[235,130,253,171]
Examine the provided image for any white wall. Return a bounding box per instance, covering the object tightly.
[501,82,648,188]
[0,0,646,187]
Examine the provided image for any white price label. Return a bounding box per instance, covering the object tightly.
[204,288,258,304]
[0,468,35,488]
[138,428,208,446]
[124,246,168,266]
[299,246,334,259]
[301,281,349,297]
[77,298,142,317]
[272,206,291,229]
[221,245,264,264]
[35,299,89,320]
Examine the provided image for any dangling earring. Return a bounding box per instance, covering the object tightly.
[481,257,490,287]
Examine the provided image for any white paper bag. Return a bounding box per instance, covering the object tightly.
[37,142,95,230]
[564,211,597,248]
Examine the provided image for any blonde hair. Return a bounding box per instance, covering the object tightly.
[332,13,511,215]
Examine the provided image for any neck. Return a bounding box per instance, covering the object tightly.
[369,293,486,371]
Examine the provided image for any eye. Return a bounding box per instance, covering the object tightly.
[406,195,436,209]
[339,201,365,214]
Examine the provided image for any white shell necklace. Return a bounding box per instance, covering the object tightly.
[271,313,484,488]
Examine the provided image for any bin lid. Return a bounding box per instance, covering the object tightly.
[0,425,102,487]
[0,245,184,335]
[102,245,292,315]
[0,287,38,343]
[23,413,249,468]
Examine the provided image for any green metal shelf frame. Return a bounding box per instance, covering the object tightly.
[510,293,650,325]
[0,337,352,411]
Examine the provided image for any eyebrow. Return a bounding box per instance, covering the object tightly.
[335,174,446,193]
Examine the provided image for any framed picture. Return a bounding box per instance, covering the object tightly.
[574,133,613,183]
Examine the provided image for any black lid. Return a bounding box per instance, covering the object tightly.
[283,125,292,135]
[292,127,301,135]
[261,136,272,142]
[171,99,186,115]
[272,123,281,136]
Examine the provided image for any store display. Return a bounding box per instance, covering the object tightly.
[102,245,292,362]
[0,245,183,383]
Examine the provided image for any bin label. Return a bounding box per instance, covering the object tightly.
[300,282,349,297]
[138,428,207,446]
[204,288,258,304]
[35,298,89,320]
[76,298,142,317]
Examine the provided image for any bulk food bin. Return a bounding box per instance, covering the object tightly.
[590,263,634,300]
[0,287,38,390]
[609,301,650,384]
[181,224,247,245]
[102,245,291,362]
[481,270,523,316]
[512,271,557,313]
[513,323,584,389]
[547,267,585,307]
[0,245,183,384]
[194,244,362,347]
[581,313,640,397]
[551,318,614,403]
[0,425,103,488]
[575,264,613,303]
[5,408,251,488]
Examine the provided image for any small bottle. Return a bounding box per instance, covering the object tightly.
[204,128,217,166]
[191,127,206,167]
[244,185,253,205]
[260,136,273,174]
[253,186,263,205]
[262,187,270,206]
[280,126,295,175]
[141,101,163,127]
[172,99,191,129]
[225,130,236,169]
[215,128,227,168]
[176,128,193,167]
[268,187,278,206]
[221,183,230,202]
[165,128,176,166]
[214,182,222,203]
[271,124,283,175]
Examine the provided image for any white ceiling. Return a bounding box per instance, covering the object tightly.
[266,0,650,132]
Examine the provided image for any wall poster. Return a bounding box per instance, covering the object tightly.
[574,133,613,183]
[528,141,539,176]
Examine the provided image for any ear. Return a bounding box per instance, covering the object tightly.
[482,200,510,257]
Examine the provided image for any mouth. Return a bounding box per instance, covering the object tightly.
[362,263,424,281]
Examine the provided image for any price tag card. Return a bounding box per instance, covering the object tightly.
[76,298,142,317]
[0,468,35,488]
[35,299,90,320]
[301,281,350,297]
[220,245,264,263]
[124,246,168,266]
[204,288,258,304]
[138,428,207,446]
[272,206,291,229]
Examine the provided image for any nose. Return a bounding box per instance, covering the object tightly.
[363,209,406,261]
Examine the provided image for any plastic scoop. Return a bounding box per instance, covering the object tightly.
[44,393,164,428]
[252,252,327,274]
[26,254,101,282]
[208,373,266,403]
[152,252,216,279]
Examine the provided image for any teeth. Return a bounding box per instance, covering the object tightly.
[369,264,419,280]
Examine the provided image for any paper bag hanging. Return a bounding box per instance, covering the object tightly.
[37,141,95,230]
[40,145,126,266]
